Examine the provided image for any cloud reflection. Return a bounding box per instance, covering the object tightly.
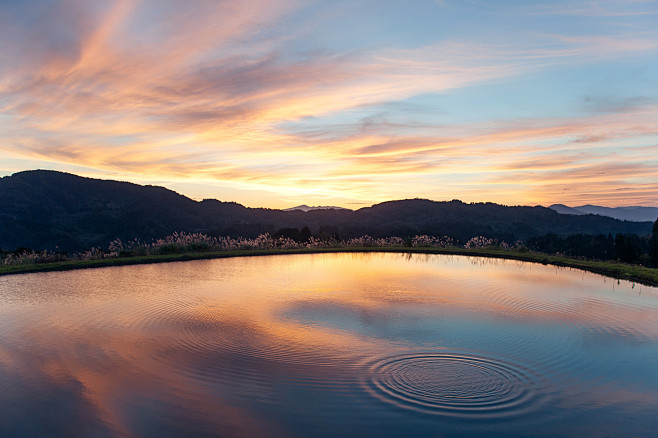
[1,253,658,434]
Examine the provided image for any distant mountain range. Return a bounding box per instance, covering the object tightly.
[283,205,352,212]
[0,170,653,252]
[549,204,658,222]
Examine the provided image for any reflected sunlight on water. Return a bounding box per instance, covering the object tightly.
[1,253,657,437]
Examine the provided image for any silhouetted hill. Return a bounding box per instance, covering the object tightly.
[548,204,587,216]
[350,199,651,243]
[283,205,352,212]
[549,204,658,222]
[0,170,203,251]
[0,170,653,251]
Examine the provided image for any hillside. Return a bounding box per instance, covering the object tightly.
[549,204,658,222]
[283,205,352,212]
[0,170,653,251]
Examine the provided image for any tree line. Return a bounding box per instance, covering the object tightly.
[3,217,658,268]
[266,218,658,268]
[528,217,658,266]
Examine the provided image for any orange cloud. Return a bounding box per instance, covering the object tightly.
[1,0,657,207]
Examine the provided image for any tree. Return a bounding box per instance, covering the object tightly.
[614,233,640,263]
[650,217,658,267]
[274,227,300,241]
[300,226,312,243]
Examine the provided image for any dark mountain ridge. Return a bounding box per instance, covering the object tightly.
[549,203,658,222]
[0,170,653,252]
[283,205,351,212]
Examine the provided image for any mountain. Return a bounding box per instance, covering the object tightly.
[548,204,587,216]
[0,170,653,252]
[574,205,658,222]
[284,205,352,212]
[549,204,658,222]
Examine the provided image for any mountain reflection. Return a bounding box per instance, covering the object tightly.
[1,253,657,437]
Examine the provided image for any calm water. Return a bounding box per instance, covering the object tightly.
[1,253,657,437]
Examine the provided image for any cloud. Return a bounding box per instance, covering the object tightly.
[1,0,657,206]
[581,95,654,114]
[519,0,658,17]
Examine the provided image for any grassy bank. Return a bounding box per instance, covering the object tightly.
[1,246,657,287]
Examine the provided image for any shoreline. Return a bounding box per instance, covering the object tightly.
[1,247,657,287]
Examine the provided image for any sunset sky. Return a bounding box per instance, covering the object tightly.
[1,0,657,209]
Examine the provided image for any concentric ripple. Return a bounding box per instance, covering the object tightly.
[364,352,546,418]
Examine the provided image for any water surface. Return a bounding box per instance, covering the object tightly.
[1,253,657,437]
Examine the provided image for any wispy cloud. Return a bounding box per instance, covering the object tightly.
[519,0,658,17]
[1,0,657,206]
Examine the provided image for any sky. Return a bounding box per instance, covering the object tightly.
[1,0,657,209]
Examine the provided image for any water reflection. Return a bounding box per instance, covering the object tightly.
[1,253,657,437]
[364,351,546,418]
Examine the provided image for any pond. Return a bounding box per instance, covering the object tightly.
[1,253,657,437]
